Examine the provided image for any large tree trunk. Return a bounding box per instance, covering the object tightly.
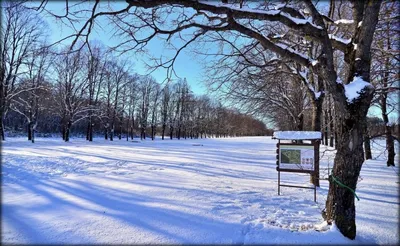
[324,82,376,240]
[325,102,369,239]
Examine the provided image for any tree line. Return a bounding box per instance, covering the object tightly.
[0,2,269,142]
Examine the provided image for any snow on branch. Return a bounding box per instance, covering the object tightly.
[296,69,322,99]
[344,76,374,103]
[273,131,322,140]
[280,12,322,30]
[333,19,354,25]
[328,34,351,45]
[274,42,317,66]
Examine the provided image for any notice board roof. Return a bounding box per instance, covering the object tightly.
[273,131,322,140]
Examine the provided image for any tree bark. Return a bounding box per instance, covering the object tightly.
[310,97,323,187]
[151,125,155,140]
[86,122,90,141]
[329,100,334,148]
[381,94,395,166]
[325,100,370,239]
[0,118,4,141]
[311,97,323,132]
[119,120,122,140]
[65,120,72,142]
[324,109,329,145]
[363,123,372,160]
[31,126,35,143]
[162,124,166,140]
[28,122,32,141]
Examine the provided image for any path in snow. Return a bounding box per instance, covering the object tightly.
[1,137,399,244]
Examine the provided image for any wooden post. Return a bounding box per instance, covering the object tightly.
[312,140,320,187]
[277,140,280,195]
[278,170,280,195]
[314,182,316,202]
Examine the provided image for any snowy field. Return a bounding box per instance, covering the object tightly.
[1,136,399,244]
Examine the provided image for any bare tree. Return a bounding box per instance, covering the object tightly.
[0,1,46,140]
[10,44,52,143]
[138,76,156,140]
[125,74,139,140]
[84,44,107,141]
[149,82,161,140]
[54,49,87,142]
[368,1,399,166]
[160,83,171,140]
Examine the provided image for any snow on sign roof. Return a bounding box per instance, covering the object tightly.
[273,131,322,140]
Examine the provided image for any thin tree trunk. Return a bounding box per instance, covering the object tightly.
[31,125,35,143]
[28,122,32,141]
[363,123,372,160]
[381,94,395,166]
[126,117,130,141]
[65,120,72,142]
[386,130,395,166]
[310,97,323,187]
[0,119,4,141]
[329,99,334,147]
[162,124,166,140]
[131,116,134,140]
[119,121,122,140]
[86,121,90,141]
[324,109,329,145]
[110,125,114,141]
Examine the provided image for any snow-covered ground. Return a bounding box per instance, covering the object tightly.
[1,136,399,244]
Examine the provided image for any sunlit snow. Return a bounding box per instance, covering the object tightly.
[1,137,398,244]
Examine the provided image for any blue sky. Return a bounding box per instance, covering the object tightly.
[43,1,208,95]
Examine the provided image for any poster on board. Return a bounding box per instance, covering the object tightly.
[279,144,315,171]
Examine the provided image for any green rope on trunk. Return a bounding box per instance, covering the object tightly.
[331,175,360,201]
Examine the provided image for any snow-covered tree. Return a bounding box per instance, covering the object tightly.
[0,1,46,140]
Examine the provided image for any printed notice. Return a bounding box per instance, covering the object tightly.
[279,145,314,171]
